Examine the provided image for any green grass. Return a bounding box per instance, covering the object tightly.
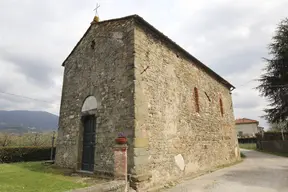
[240,152,246,158]
[0,162,88,192]
[239,143,257,150]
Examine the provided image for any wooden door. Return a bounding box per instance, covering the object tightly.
[81,115,96,172]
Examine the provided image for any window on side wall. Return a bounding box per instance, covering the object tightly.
[194,87,200,113]
[220,98,224,116]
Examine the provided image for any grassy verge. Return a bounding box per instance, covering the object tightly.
[240,152,246,158]
[239,143,256,150]
[0,162,89,192]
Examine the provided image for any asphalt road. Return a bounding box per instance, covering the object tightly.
[166,149,288,192]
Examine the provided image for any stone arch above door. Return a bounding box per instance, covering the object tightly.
[81,96,97,112]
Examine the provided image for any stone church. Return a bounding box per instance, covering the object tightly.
[55,15,240,190]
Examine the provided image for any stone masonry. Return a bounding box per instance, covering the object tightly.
[55,17,135,176]
[55,15,240,191]
[133,20,240,189]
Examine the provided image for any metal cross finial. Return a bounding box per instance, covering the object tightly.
[94,3,100,16]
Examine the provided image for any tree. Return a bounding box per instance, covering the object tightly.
[268,122,287,132]
[0,132,12,147]
[257,18,288,126]
[27,133,43,146]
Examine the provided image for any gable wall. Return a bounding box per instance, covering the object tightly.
[55,19,135,175]
[133,23,240,188]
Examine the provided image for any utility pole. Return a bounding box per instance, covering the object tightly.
[50,131,56,161]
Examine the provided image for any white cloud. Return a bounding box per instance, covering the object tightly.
[0,0,287,128]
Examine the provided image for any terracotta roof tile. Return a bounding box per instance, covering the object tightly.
[235,118,259,124]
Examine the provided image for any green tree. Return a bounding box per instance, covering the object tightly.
[268,122,287,132]
[0,132,12,147]
[257,18,288,126]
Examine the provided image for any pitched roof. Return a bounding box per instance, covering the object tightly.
[62,15,235,90]
[235,118,259,125]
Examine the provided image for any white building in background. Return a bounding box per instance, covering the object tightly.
[236,118,264,138]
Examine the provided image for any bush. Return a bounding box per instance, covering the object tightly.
[240,152,246,158]
[0,132,58,147]
[239,143,256,150]
[0,146,56,163]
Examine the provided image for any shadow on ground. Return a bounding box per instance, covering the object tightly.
[223,166,288,190]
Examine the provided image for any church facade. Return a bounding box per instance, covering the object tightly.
[55,15,240,190]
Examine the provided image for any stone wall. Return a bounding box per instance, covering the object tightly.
[56,15,240,190]
[133,22,240,188]
[55,19,135,175]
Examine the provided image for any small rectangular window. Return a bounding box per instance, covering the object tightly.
[220,98,224,116]
[194,87,200,113]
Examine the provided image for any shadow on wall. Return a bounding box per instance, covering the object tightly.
[223,166,288,190]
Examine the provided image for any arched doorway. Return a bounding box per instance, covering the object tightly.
[81,96,97,172]
[81,96,97,112]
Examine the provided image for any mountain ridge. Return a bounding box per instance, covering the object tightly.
[0,110,59,133]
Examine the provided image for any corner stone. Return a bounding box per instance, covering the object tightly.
[134,138,149,148]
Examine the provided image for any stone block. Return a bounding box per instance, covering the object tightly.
[134,138,149,148]
[134,148,148,157]
[133,155,149,166]
[130,173,152,182]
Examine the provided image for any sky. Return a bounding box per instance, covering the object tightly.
[0,0,287,128]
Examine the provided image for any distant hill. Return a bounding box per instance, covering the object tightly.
[0,110,58,133]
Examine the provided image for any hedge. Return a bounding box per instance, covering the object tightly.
[0,146,56,163]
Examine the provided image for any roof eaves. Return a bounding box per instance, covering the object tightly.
[236,122,258,124]
[62,25,92,66]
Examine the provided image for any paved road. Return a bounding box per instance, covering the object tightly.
[166,149,288,192]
